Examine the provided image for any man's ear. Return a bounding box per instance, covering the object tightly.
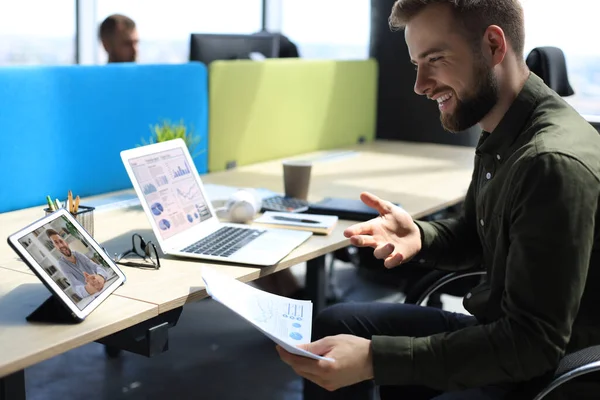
[100,38,111,53]
[482,25,507,67]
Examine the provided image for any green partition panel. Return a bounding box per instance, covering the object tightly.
[208,59,378,171]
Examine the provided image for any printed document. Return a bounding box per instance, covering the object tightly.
[202,267,334,362]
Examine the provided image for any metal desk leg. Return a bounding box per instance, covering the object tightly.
[0,370,25,400]
[306,255,327,317]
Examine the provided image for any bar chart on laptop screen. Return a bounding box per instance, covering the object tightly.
[168,159,191,179]
[143,183,158,195]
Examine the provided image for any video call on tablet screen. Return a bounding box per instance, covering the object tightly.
[17,214,122,311]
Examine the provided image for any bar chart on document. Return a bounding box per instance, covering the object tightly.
[253,297,310,343]
[282,303,306,341]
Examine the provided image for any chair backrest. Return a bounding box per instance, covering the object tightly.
[526,46,575,97]
[277,34,300,58]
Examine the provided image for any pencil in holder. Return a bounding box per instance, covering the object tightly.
[45,205,95,237]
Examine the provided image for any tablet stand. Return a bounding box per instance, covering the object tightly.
[26,295,80,324]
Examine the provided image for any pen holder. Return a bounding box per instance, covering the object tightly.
[45,206,95,237]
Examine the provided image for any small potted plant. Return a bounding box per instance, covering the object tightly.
[142,119,202,158]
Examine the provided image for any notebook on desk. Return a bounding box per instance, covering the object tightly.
[254,211,338,235]
[120,139,312,266]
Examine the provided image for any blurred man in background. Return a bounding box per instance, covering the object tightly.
[99,14,139,63]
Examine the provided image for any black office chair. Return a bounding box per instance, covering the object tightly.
[525,46,574,97]
[253,30,300,58]
[404,270,600,399]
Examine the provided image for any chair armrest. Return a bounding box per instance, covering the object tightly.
[534,345,600,399]
[555,345,600,378]
[404,270,486,306]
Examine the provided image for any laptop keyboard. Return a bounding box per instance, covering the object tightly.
[181,226,265,258]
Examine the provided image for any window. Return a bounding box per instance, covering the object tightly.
[96,0,263,64]
[0,0,75,65]
[522,0,600,116]
[280,0,370,59]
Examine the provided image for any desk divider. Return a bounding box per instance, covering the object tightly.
[208,59,378,172]
[0,63,208,214]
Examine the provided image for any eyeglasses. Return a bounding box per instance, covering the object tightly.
[113,233,161,270]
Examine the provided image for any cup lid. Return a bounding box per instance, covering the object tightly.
[282,159,312,166]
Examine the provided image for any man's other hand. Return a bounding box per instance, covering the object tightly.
[277,334,373,392]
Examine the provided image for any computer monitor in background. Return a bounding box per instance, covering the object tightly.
[189,33,280,65]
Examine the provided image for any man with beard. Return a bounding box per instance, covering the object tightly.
[277,0,600,399]
[46,229,108,298]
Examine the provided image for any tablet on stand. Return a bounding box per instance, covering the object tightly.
[7,208,127,323]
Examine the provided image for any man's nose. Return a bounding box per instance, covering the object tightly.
[414,67,433,96]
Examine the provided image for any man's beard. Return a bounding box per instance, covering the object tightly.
[440,61,499,133]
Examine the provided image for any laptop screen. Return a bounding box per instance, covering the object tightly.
[127,147,212,240]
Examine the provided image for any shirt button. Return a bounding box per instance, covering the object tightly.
[466,292,472,299]
[496,154,501,161]
[486,172,492,180]
[480,219,485,227]
[418,258,426,264]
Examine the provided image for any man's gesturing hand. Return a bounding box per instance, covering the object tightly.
[343,192,422,268]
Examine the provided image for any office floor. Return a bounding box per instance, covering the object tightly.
[24,260,467,400]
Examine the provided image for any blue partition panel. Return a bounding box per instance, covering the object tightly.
[0,62,208,213]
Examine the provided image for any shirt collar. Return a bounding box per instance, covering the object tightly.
[476,72,545,162]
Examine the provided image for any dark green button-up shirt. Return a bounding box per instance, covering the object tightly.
[371,73,600,391]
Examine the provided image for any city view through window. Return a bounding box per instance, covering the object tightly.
[0,0,598,115]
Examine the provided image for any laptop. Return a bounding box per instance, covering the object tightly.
[120,139,312,266]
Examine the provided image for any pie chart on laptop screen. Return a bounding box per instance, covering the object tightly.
[159,219,171,230]
[151,202,164,216]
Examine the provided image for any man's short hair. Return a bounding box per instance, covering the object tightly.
[99,14,136,41]
[389,0,525,60]
[45,229,60,238]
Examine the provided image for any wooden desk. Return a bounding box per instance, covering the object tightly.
[0,138,474,314]
[0,141,474,267]
[0,207,357,314]
[0,268,157,378]
[0,140,474,398]
[204,140,474,219]
[0,140,474,312]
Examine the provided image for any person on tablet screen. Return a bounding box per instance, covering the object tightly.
[46,229,108,298]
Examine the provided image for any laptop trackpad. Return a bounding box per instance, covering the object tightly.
[230,229,310,263]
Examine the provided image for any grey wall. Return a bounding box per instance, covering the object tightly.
[369,0,480,147]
